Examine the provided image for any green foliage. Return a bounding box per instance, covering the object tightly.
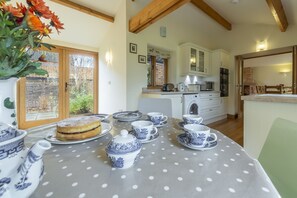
[0,4,54,79]
[70,94,93,115]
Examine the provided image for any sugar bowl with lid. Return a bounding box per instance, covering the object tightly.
[106,129,142,169]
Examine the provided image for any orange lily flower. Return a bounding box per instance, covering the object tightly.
[26,11,46,34]
[2,3,24,18]
[50,13,64,33]
[27,0,52,19]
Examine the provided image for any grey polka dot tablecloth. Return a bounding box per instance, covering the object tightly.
[27,118,280,198]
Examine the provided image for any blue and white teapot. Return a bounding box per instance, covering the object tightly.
[0,122,51,198]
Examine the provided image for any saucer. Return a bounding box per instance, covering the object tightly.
[130,129,159,143]
[154,121,167,128]
[177,133,217,151]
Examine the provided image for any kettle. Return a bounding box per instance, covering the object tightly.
[177,83,186,92]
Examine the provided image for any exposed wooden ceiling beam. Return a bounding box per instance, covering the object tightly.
[129,0,190,33]
[190,0,232,31]
[266,0,288,32]
[51,0,114,23]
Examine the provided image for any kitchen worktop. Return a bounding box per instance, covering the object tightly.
[142,91,220,95]
[241,94,297,104]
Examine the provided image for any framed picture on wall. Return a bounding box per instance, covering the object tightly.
[138,55,146,64]
[129,43,137,54]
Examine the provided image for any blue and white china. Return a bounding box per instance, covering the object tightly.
[106,130,142,169]
[113,111,142,122]
[0,123,18,142]
[177,133,218,151]
[0,122,51,198]
[184,124,217,147]
[131,120,157,141]
[183,114,203,124]
[45,122,112,145]
[130,128,159,143]
[154,120,167,128]
[178,121,205,129]
[147,112,168,125]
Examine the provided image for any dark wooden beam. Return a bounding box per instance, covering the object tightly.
[191,0,232,30]
[51,0,114,23]
[266,0,288,32]
[129,0,190,33]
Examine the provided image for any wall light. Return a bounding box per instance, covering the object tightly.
[256,40,267,51]
[279,71,289,77]
[105,49,112,65]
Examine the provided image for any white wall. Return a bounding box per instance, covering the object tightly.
[97,0,127,114]
[251,64,292,86]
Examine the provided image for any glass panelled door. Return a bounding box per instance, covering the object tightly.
[19,47,98,129]
[19,48,64,128]
[66,51,98,117]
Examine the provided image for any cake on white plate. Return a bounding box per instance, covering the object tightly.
[56,116,101,141]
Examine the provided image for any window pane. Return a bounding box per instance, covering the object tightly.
[155,57,165,86]
[26,51,59,121]
[69,54,95,116]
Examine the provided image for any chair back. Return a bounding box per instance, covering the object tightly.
[138,97,172,117]
[258,118,297,197]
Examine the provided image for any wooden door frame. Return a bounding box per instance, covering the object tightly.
[18,46,98,129]
[235,45,297,116]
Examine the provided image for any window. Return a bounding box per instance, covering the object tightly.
[147,55,168,88]
[18,46,98,129]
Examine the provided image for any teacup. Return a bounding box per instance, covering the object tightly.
[131,120,157,141]
[184,124,217,147]
[147,112,168,125]
[183,114,203,124]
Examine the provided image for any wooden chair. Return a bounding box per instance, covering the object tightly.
[258,118,297,197]
[256,86,265,94]
[264,85,283,94]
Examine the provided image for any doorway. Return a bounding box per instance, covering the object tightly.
[18,46,98,129]
[235,46,297,117]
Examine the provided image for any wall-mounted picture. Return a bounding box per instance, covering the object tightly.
[138,55,146,64]
[129,43,137,54]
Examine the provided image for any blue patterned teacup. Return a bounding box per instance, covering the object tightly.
[147,112,168,125]
[184,124,217,147]
[183,114,203,124]
[131,120,157,140]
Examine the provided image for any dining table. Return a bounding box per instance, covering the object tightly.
[27,116,280,198]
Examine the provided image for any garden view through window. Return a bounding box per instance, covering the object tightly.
[18,46,98,129]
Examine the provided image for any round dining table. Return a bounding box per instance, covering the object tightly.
[27,117,280,198]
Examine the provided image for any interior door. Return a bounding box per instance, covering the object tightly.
[235,55,244,117]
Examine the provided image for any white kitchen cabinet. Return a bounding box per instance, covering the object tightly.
[198,92,227,124]
[210,49,231,91]
[179,43,211,76]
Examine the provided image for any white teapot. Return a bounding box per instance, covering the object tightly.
[0,122,51,198]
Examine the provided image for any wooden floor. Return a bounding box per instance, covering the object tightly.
[207,117,243,146]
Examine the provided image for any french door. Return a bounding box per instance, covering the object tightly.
[18,46,98,129]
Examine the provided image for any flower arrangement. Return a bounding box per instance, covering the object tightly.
[0,0,64,79]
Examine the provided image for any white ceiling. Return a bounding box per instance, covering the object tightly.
[47,0,297,48]
[79,0,297,25]
[244,53,292,68]
[70,0,122,16]
[204,0,297,25]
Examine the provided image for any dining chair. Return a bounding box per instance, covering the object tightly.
[138,97,172,117]
[258,118,297,198]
